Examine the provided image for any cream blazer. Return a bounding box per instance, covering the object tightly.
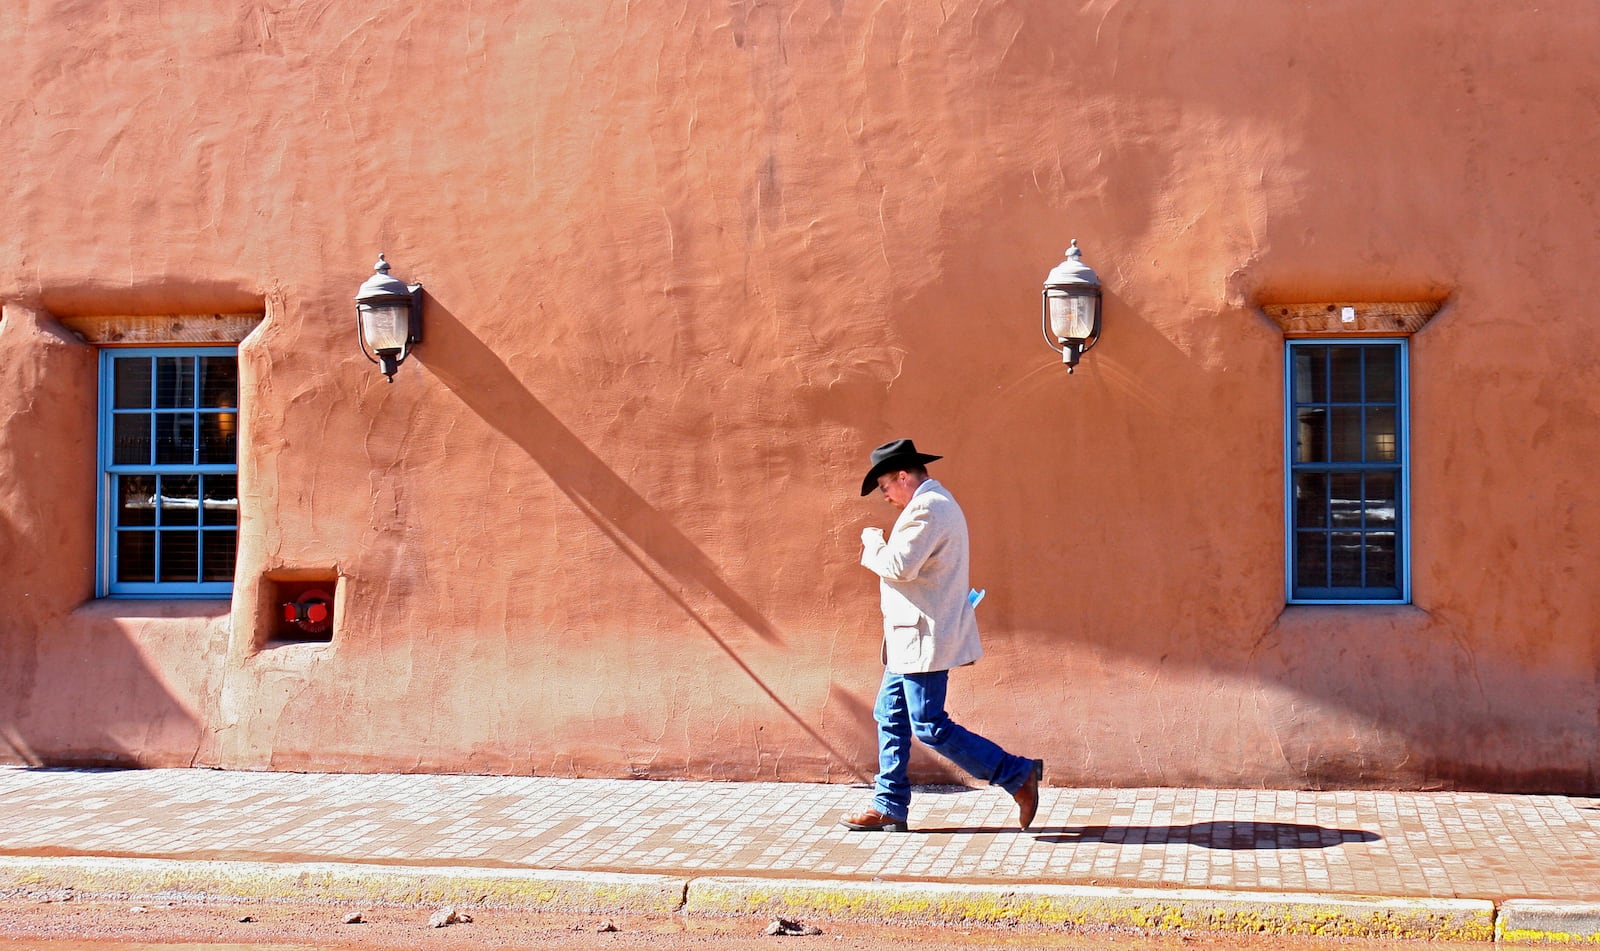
[860,479,984,674]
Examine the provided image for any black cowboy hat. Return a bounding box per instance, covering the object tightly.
[860,438,943,496]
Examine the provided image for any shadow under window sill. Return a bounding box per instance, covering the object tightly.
[72,597,232,621]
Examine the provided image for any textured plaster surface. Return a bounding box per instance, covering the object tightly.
[1,2,1598,789]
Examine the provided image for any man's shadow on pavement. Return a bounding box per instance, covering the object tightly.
[915,822,1379,849]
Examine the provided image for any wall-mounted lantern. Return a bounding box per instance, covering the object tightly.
[1041,239,1102,373]
[355,253,423,382]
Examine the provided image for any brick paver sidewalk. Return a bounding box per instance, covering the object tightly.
[2,766,1599,902]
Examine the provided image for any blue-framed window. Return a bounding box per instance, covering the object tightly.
[98,348,239,598]
[1285,339,1409,604]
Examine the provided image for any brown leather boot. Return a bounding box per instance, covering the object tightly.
[1012,759,1045,830]
[838,808,908,832]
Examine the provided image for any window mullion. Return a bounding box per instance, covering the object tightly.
[191,355,202,468]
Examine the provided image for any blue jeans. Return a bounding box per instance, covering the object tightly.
[871,668,1035,822]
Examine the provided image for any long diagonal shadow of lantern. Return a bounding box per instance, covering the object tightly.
[416,302,869,782]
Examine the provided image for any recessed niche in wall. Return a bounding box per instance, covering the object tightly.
[262,572,340,644]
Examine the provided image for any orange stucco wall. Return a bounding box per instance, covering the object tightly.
[2,1,1597,790]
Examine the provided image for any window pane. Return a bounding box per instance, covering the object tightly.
[1293,348,1326,403]
[1295,532,1328,589]
[1366,406,1397,462]
[202,475,238,526]
[1329,532,1364,586]
[158,530,200,583]
[114,358,153,409]
[202,529,237,583]
[1365,347,1397,402]
[199,357,237,410]
[116,531,156,583]
[159,474,201,526]
[155,357,196,409]
[1294,472,1328,528]
[1329,407,1363,461]
[155,413,196,465]
[113,413,152,465]
[1329,348,1363,402]
[117,475,158,527]
[1366,532,1397,588]
[198,412,238,465]
[1366,473,1397,528]
[1329,473,1363,528]
[1295,408,1327,463]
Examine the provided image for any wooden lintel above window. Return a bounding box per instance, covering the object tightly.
[60,313,263,346]
[1261,301,1443,337]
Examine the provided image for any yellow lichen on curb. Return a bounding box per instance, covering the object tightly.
[0,858,688,915]
[683,879,1497,941]
[2,858,1502,941]
[1498,929,1600,945]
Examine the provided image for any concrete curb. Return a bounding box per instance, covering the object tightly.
[1497,900,1600,945]
[0,857,687,915]
[0,856,1525,940]
[685,877,1497,940]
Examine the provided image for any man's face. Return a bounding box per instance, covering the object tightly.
[875,470,916,511]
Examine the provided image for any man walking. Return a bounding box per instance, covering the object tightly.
[839,438,1043,833]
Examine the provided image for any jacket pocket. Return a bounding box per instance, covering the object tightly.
[885,623,930,669]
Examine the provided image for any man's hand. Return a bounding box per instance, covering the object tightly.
[861,526,885,548]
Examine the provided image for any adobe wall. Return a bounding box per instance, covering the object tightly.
[1,1,1596,790]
